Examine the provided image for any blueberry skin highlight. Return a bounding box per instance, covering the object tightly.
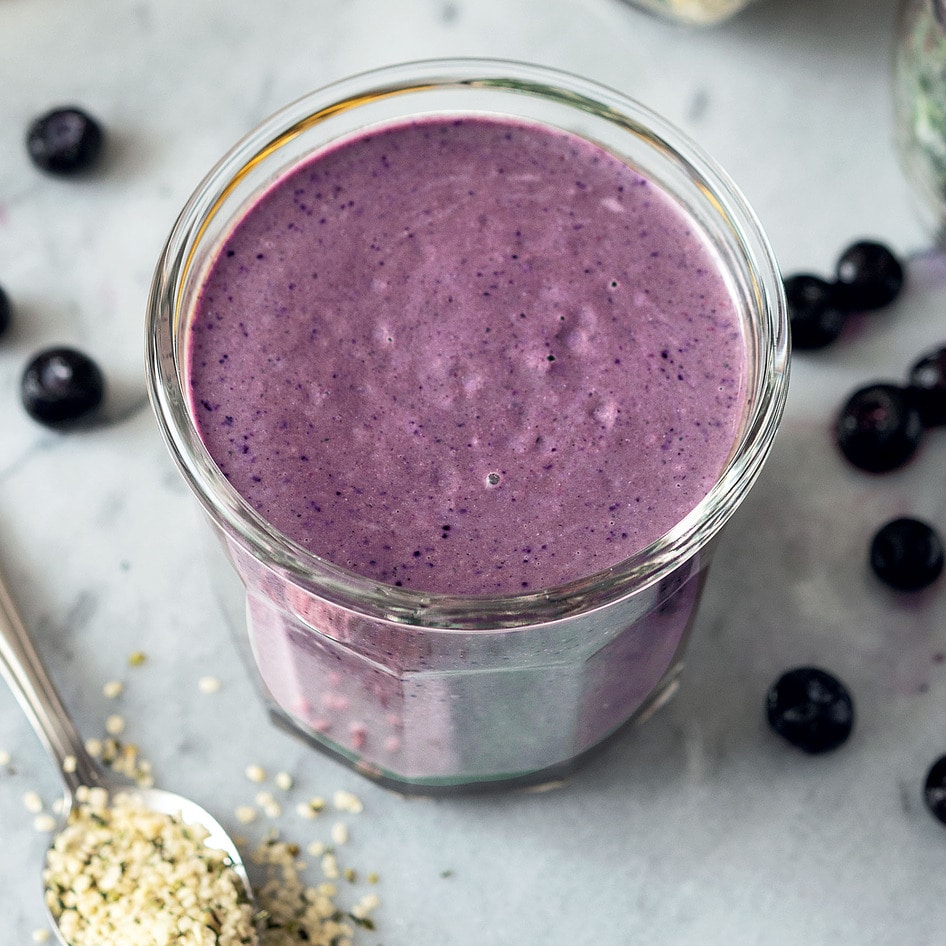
[908,345,946,427]
[835,382,924,473]
[21,347,106,427]
[870,517,945,592]
[833,240,905,311]
[766,666,855,754]
[26,107,104,175]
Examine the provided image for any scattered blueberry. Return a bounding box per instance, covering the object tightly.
[784,273,847,350]
[870,517,944,591]
[835,382,924,473]
[907,345,946,427]
[924,754,946,826]
[0,284,11,337]
[766,666,855,754]
[26,107,104,175]
[833,240,905,311]
[782,240,904,351]
[21,347,105,427]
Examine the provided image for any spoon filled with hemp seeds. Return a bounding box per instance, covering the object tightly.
[0,555,261,946]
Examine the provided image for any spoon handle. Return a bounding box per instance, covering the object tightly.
[0,561,105,797]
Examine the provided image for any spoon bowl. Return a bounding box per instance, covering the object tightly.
[0,556,259,945]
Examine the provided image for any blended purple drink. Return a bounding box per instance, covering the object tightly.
[187,118,746,597]
[148,62,789,791]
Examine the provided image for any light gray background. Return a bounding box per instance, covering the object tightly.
[1,1,944,943]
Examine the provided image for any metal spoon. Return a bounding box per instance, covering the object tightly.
[0,558,259,945]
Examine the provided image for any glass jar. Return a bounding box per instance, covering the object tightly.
[146,59,789,794]
[894,0,946,240]
[620,0,760,26]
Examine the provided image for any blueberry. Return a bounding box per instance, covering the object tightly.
[835,382,923,473]
[784,273,847,349]
[833,240,905,311]
[908,345,946,427]
[0,284,11,337]
[869,517,944,591]
[766,666,854,754]
[924,754,946,826]
[26,107,104,175]
[21,347,105,427]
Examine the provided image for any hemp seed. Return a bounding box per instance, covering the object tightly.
[23,790,44,814]
[33,814,57,833]
[198,675,221,694]
[244,764,266,783]
[255,790,281,819]
[321,851,340,879]
[333,789,363,814]
[43,791,255,946]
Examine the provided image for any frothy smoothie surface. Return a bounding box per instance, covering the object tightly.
[187,116,747,596]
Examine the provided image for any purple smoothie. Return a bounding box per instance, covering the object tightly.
[186,117,747,597]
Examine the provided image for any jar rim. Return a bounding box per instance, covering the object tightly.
[145,57,790,628]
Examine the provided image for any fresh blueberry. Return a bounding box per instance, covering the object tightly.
[766,666,854,754]
[835,382,923,473]
[908,345,946,427]
[833,240,905,311]
[784,273,847,349]
[26,107,104,175]
[0,285,11,337]
[21,347,105,427]
[869,517,944,591]
[924,754,946,826]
